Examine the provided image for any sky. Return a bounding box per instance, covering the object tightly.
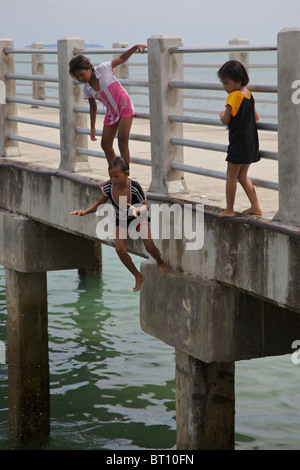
[2,0,300,48]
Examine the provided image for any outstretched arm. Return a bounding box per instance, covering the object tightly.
[70,194,108,216]
[112,44,147,68]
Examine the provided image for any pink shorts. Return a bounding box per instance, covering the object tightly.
[104,99,134,125]
[102,84,134,126]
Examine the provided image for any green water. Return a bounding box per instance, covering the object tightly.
[1,244,300,450]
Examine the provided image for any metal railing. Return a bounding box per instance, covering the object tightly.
[1,38,278,192]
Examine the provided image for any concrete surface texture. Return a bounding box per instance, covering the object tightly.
[13,105,278,219]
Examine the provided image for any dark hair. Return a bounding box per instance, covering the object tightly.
[108,157,129,172]
[217,60,249,86]
[69,55,92,77]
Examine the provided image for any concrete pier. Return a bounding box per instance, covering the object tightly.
[0,31,299,449]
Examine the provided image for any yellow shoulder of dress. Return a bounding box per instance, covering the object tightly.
[226,91,245,117]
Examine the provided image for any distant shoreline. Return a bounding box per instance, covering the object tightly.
[24,43,104,48]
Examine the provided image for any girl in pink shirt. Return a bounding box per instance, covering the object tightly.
[69,44,147,165]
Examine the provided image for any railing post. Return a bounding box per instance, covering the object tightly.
[229,38,249,66]
[113,42,129,93]
[57,37,90,173]
[0,39,20,158]
[112,42,129,79]
[275,28,300,226]
[147,35,187,195]
[31,42,45,105]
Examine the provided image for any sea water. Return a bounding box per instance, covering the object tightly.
[1,48,299,451]
[0,246,176,450]
[1,245,300,450]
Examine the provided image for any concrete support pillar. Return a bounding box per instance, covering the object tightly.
[0,39,20,157]
[6,269,49,440]
[147,35,187,195]
[57,37,90,173]
[275,28,300,226]
[31,42,45,104]
[175,350,235,450]
[78,240,103,276]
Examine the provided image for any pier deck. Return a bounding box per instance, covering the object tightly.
[12,105,279,218]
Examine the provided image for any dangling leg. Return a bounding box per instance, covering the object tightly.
[117,116,133,165]
[141,224,169,275]
[115,226,144,292]
[101,123,118,164]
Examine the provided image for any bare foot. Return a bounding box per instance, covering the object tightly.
[219,209,235,217]
[159,263,169,275]
[242,207,263,216]
[133,274,145,292]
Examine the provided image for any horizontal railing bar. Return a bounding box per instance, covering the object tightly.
[133,111,150,120]
[172,163,227,179]
[75,48,148,55]
[169,44,277,53]
[74,105,103,115]
[171,137,278,160]
[7,97,60,108]
[74,106,150,120]
[171,137,227,152]
[8,115,60,129]
[8,134,60,150]
[76,147,151,166]
[257,122,278,131]
[169,81,277,93]
[6,73,58,82]
[170,81,224,91]
[183,93,277,105]
[76,127,151,143]
[183,63,277,68]
[171,162,278,190]
[169,114,278,131]
[170,114,223,126]
[183,108,278,120]
[4,47,58,54]
[259,150,278,160]
[119,79,149,87]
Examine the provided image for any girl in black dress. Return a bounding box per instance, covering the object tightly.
[218,60,262,217]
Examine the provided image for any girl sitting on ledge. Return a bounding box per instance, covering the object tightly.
[70,157,168,292]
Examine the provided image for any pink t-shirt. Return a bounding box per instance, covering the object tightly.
[83,61,134,126]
